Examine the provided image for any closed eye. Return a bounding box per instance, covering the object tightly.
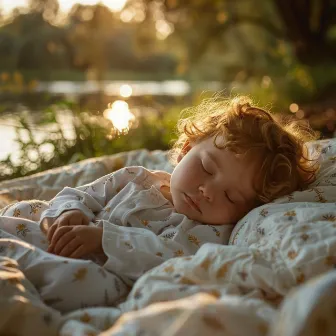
[225,191,235,204]
[201,162,212,175]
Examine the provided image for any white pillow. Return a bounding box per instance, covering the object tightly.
[229,138,336,246]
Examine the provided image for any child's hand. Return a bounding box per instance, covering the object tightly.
[46,210,89,244]
[47,226,103,259]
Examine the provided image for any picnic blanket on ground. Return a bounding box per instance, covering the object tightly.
[0,140,336,335]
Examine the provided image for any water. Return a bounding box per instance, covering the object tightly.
[0,110,76,162]
[0,79,222,162]
[36,79,195,96]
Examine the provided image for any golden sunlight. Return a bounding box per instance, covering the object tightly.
[1,0,128,14]
[104,100,135,132]
[58,0,127,12]
[120,84,133,98]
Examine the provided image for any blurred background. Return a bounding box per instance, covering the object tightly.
[0,0,335,181]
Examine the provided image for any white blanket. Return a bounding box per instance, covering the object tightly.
[0,140,336,335]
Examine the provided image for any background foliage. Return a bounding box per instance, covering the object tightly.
[0,0,335,181]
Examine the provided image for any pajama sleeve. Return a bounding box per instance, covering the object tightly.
[39,167,146,225]
[102,221,233,285]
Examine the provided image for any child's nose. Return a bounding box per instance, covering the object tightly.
[199,185,212,201]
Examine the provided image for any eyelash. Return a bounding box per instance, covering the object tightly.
[201,162,212,175]
[225,191,234,204]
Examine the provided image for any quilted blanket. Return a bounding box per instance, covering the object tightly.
[0,141,336,336]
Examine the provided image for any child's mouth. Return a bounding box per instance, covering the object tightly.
[184,194,202,213]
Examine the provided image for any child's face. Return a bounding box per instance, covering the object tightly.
[170,136,259,225]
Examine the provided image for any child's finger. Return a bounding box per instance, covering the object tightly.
[47,222,58,243]
[68,245,86,259]
[50,226,73,248]
[48,226,72,253]
[53,230,76,255]
[81,215,89,226]
[58,238,81,257]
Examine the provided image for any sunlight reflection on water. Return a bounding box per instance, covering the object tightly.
[0,80,222,162]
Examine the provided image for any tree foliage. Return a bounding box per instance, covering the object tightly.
[139,0,336,66]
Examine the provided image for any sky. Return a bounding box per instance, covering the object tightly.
[0,0,128,14]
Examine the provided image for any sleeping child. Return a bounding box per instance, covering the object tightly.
[0,95,319,312]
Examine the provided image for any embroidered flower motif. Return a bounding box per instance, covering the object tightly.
[209,225,220,236]
[141,219,150,226]
[207,289,221,299]
[72,268,88,282]
[124,241,133,249]
[126,168,136,175]
[288,250,298,260]
[179,277,196,285]
[257,227,265,236]
[300,233,309,241]
[323,214,336,222]
[162,231,176,239]
[13,208,21,217]
[284,210,296,217]
[259,209,268,217]
[309,188,327,203]
[30,202,42,214]
[188,234,201,246]
[174,249,184,257]
[105,175,114,185]
[216,262,232,278]
[296,272,305,284]
[329,156,336,163]
[16,223,30,237]
[164,265,175,273]
[200,257,212,271]
[80,312,92,323]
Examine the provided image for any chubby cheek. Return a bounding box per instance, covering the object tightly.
[171,165,194,190]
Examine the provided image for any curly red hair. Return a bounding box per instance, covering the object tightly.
[171,96,319,203]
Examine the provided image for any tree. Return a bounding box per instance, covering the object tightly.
[28,0,59,22]
[139,0,336,66]
[134,0,336,106]
[66,4,116,78]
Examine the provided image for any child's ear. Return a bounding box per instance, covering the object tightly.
[177,141,192,163]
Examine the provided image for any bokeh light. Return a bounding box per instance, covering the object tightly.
[119,84,133,98]
[289,103,299,113]
[155,19,174,40]
[103,100,135,132]
[58,0,127,13]
[296,110,305,119]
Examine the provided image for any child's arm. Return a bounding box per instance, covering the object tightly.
[39,166,146,233]
[101,222,231,285]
